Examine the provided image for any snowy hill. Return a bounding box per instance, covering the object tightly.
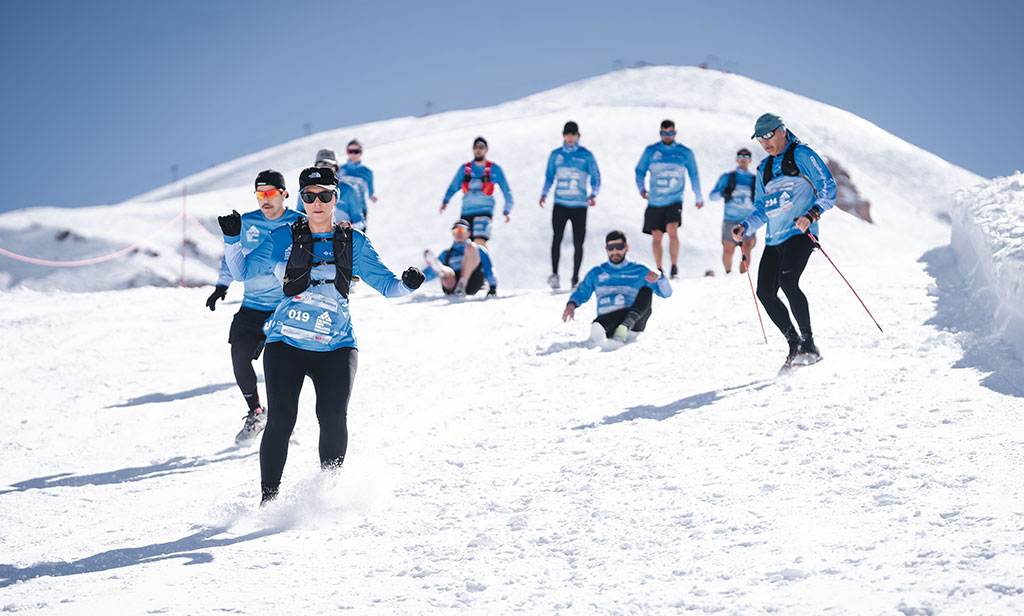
[0,66,981,291]
[3,67,1023,615]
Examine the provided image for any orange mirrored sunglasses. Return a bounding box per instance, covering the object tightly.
[255,188,283,199]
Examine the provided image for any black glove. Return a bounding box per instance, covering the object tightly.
[206,284,227,311]
[217,210,241,236]
[401,267,425,290]
[487,285,497,297]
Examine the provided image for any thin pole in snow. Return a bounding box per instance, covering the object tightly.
[181,183,187,288]
[805,231,883,332]
[741,244,768,344]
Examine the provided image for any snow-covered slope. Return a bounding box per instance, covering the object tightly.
[0,66,981,292]
[2,67,1023,615]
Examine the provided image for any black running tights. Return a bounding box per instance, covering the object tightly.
[756,233,815,334]
[260,342,358,490]
[551,204,587,280]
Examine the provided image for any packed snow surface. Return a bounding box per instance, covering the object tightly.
[2,67,1022,614]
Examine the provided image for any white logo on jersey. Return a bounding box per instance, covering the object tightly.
[246,226,260,242]
[598,272,611,283]
[653,151,663,161]
[314,312,332,334]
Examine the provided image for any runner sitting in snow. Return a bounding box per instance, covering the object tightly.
[562,230,672,343]
[423,219,498,297]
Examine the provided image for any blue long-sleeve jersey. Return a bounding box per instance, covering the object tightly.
[442,160,514,217]
[296,183,365,229]
[339,161,375,213]
[569,258,672,316]
[740,131,837,246]
[541,143,601,208]
[215,256,233,286]
[422,241,498,287]
[262,229,413,351]
[635,141,703,207]
[709,168,757,222]
[222,208,304,310]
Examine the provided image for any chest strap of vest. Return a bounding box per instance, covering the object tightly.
[761,142,818,197]
[461,160,494,195]
[283,220,353,298]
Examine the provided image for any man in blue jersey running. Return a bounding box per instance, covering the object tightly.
[422,219,499,297]
[709,148,757,274]
[562,230,672,343]
[732,113,837,368]
[338,139,377,229]
[212,169,304,444]
[441,136,514,246]
[540,121,601,290]
[635,120,704,279]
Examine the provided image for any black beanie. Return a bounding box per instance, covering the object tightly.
[473,136,488,148]
[563,121,579,135]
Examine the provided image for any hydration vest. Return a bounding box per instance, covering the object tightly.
[722,171,755,202]
[761,142,818,197]
[282,218,353,299]
[461,160,494,195]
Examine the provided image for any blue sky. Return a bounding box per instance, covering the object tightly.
[1,0,1020,213]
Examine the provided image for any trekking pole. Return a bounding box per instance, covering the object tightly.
[740,243,768,344]
[805,231,883,332]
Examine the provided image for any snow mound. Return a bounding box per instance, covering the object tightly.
[952,172,1024,359]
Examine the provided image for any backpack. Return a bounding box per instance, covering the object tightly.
[461,160,495,195]
[722,171,755,202]
[282,218,353,298]
[761,142,818,197]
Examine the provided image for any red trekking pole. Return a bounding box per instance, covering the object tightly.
[740,244,768,344]
[806,232,883,332]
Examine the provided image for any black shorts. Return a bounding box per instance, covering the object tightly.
[443,264,485,295]
[642,203,682,235]
[462,214,493,241]
[228,306,274,344]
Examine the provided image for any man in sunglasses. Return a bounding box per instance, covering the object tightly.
[421,219,498,297]
[304,148,365,230]
[338,139,377,229]
[213,169,303,444]
[732,113,837,368]
[709,148,758,274]
[441,136,514,246]
[562,230,672,344]
[635,119,704,280]
[540,121,601,290]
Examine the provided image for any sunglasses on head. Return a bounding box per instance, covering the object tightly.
[756,129,779,141]
[606,242,626,251]
[660,130,676,137]
[347,148,361,154]
[300,190,335,204]
[255,187,283,199]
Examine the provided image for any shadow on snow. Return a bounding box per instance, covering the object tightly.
[573,381,771,429]
[920,245,1024,398]
[0,526,278,588]
[0,451,256,495]
[105,381,247,408]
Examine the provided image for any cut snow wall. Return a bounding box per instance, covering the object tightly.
[951,172,1024,360]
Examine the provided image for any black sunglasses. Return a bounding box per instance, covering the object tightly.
[347,148,362,154]
[756,129,778,141]
[300,190,335,204]
[605,242,626,251]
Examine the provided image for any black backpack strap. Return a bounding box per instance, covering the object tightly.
[283,218,314,296]
[761,157,774,186]
[331,224,353,299]
[722,171,738,202]
[748,174,756,200]
[781,142,800,176]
